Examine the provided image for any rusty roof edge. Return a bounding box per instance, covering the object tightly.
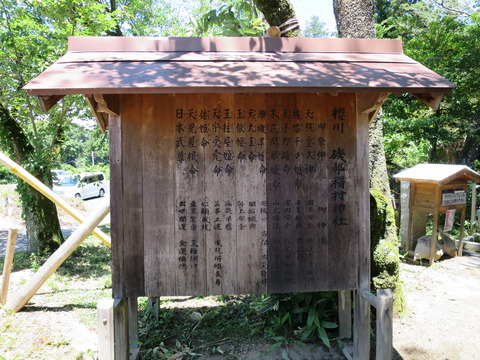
[25,86,453,96]
[67,36,405,54]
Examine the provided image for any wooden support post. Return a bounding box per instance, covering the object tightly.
[148,297,160,321]
[338,290,352,339]
[1,228,18,305]
[376,289,393,360]
[114,298,130,360]
[128,297,140,360]
[429,209,440,265]
[354,290,370,360]
[457,208,466,256]
[98,299,115,360]
[471,182,477,233]
[0,151,111,247]
[4,203,110,312]
[359,289,393,360]
[97,297,139,360]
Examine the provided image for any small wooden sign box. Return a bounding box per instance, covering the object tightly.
[25,36,454,359]
[395,164,480,264]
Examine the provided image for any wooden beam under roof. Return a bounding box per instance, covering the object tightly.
[84,94,119,133]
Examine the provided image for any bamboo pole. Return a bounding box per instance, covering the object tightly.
[1,228,18,305]
[0,151,110,247]
[4,203,110,312]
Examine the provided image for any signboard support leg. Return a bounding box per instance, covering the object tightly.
[98,297,140,360]
[338,290,352,339]
[457,209,466,256]
[353,289,370,360]
[429,210,440,265]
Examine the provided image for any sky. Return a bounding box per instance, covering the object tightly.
[290,0,336,32]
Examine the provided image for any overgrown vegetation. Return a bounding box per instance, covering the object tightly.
[138,292,340,360]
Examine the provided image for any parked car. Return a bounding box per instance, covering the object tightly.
[51,169,69,184]
[53,172,106,200]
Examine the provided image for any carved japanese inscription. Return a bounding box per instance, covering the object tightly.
[114,93,359,297]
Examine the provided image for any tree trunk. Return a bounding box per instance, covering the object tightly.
[333,0,376,38]
[20,180,64,253]
[333,0,403,314]
[333,0,395,232]
[253,0,300,36]
[0,103,64,253]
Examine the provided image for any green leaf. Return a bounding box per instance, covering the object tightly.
[318,326,331,349]
[268,342,283,352]
[321,321,339,329]
[307,308,315,328]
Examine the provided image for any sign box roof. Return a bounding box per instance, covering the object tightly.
[394,164,480,185]
[24,36,454,98]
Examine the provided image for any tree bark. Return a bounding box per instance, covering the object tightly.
[253,0,300,36]
[333,0,394,224]
[333,0,375,38]
[0,103,64,253]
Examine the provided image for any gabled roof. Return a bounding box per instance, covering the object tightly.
[394,164,480,185]
[24,36,454,98]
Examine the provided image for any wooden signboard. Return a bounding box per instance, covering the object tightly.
[111,92,361,298]
[441,190,466,206]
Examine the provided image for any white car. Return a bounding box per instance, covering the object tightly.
[53,172,106,200]
[51,169,69,184]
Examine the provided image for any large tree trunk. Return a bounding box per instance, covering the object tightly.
[0,103,64,253]
[333,0,403,313]
[333,0,375,38]
[333,0,395,233]
[253,0,300,36]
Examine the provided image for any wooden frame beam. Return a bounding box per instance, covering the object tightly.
[38,95,65,112]
[85,94,120,133]
[357,92,389,124]
[412,93,444,110]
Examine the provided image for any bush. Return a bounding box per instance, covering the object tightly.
[0,163,16,184]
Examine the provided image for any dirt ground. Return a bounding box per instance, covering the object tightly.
[1,189,480,359]
[392,253,480,360]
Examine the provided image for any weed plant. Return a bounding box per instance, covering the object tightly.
[138,292,339,360]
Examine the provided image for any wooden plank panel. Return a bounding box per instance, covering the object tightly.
[326,93,358,290]
[295,93,330,292]
[266,93,299,293]
[203,93,237,295]
[121,94,145,296]
[113,92,366,297]
[110,114,125,298]
[234,93,268,294]
[143,94,176,296]
[174,94,207,295]
[415,184,436,195]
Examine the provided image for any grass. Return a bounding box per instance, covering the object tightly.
[0,234,112,360]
